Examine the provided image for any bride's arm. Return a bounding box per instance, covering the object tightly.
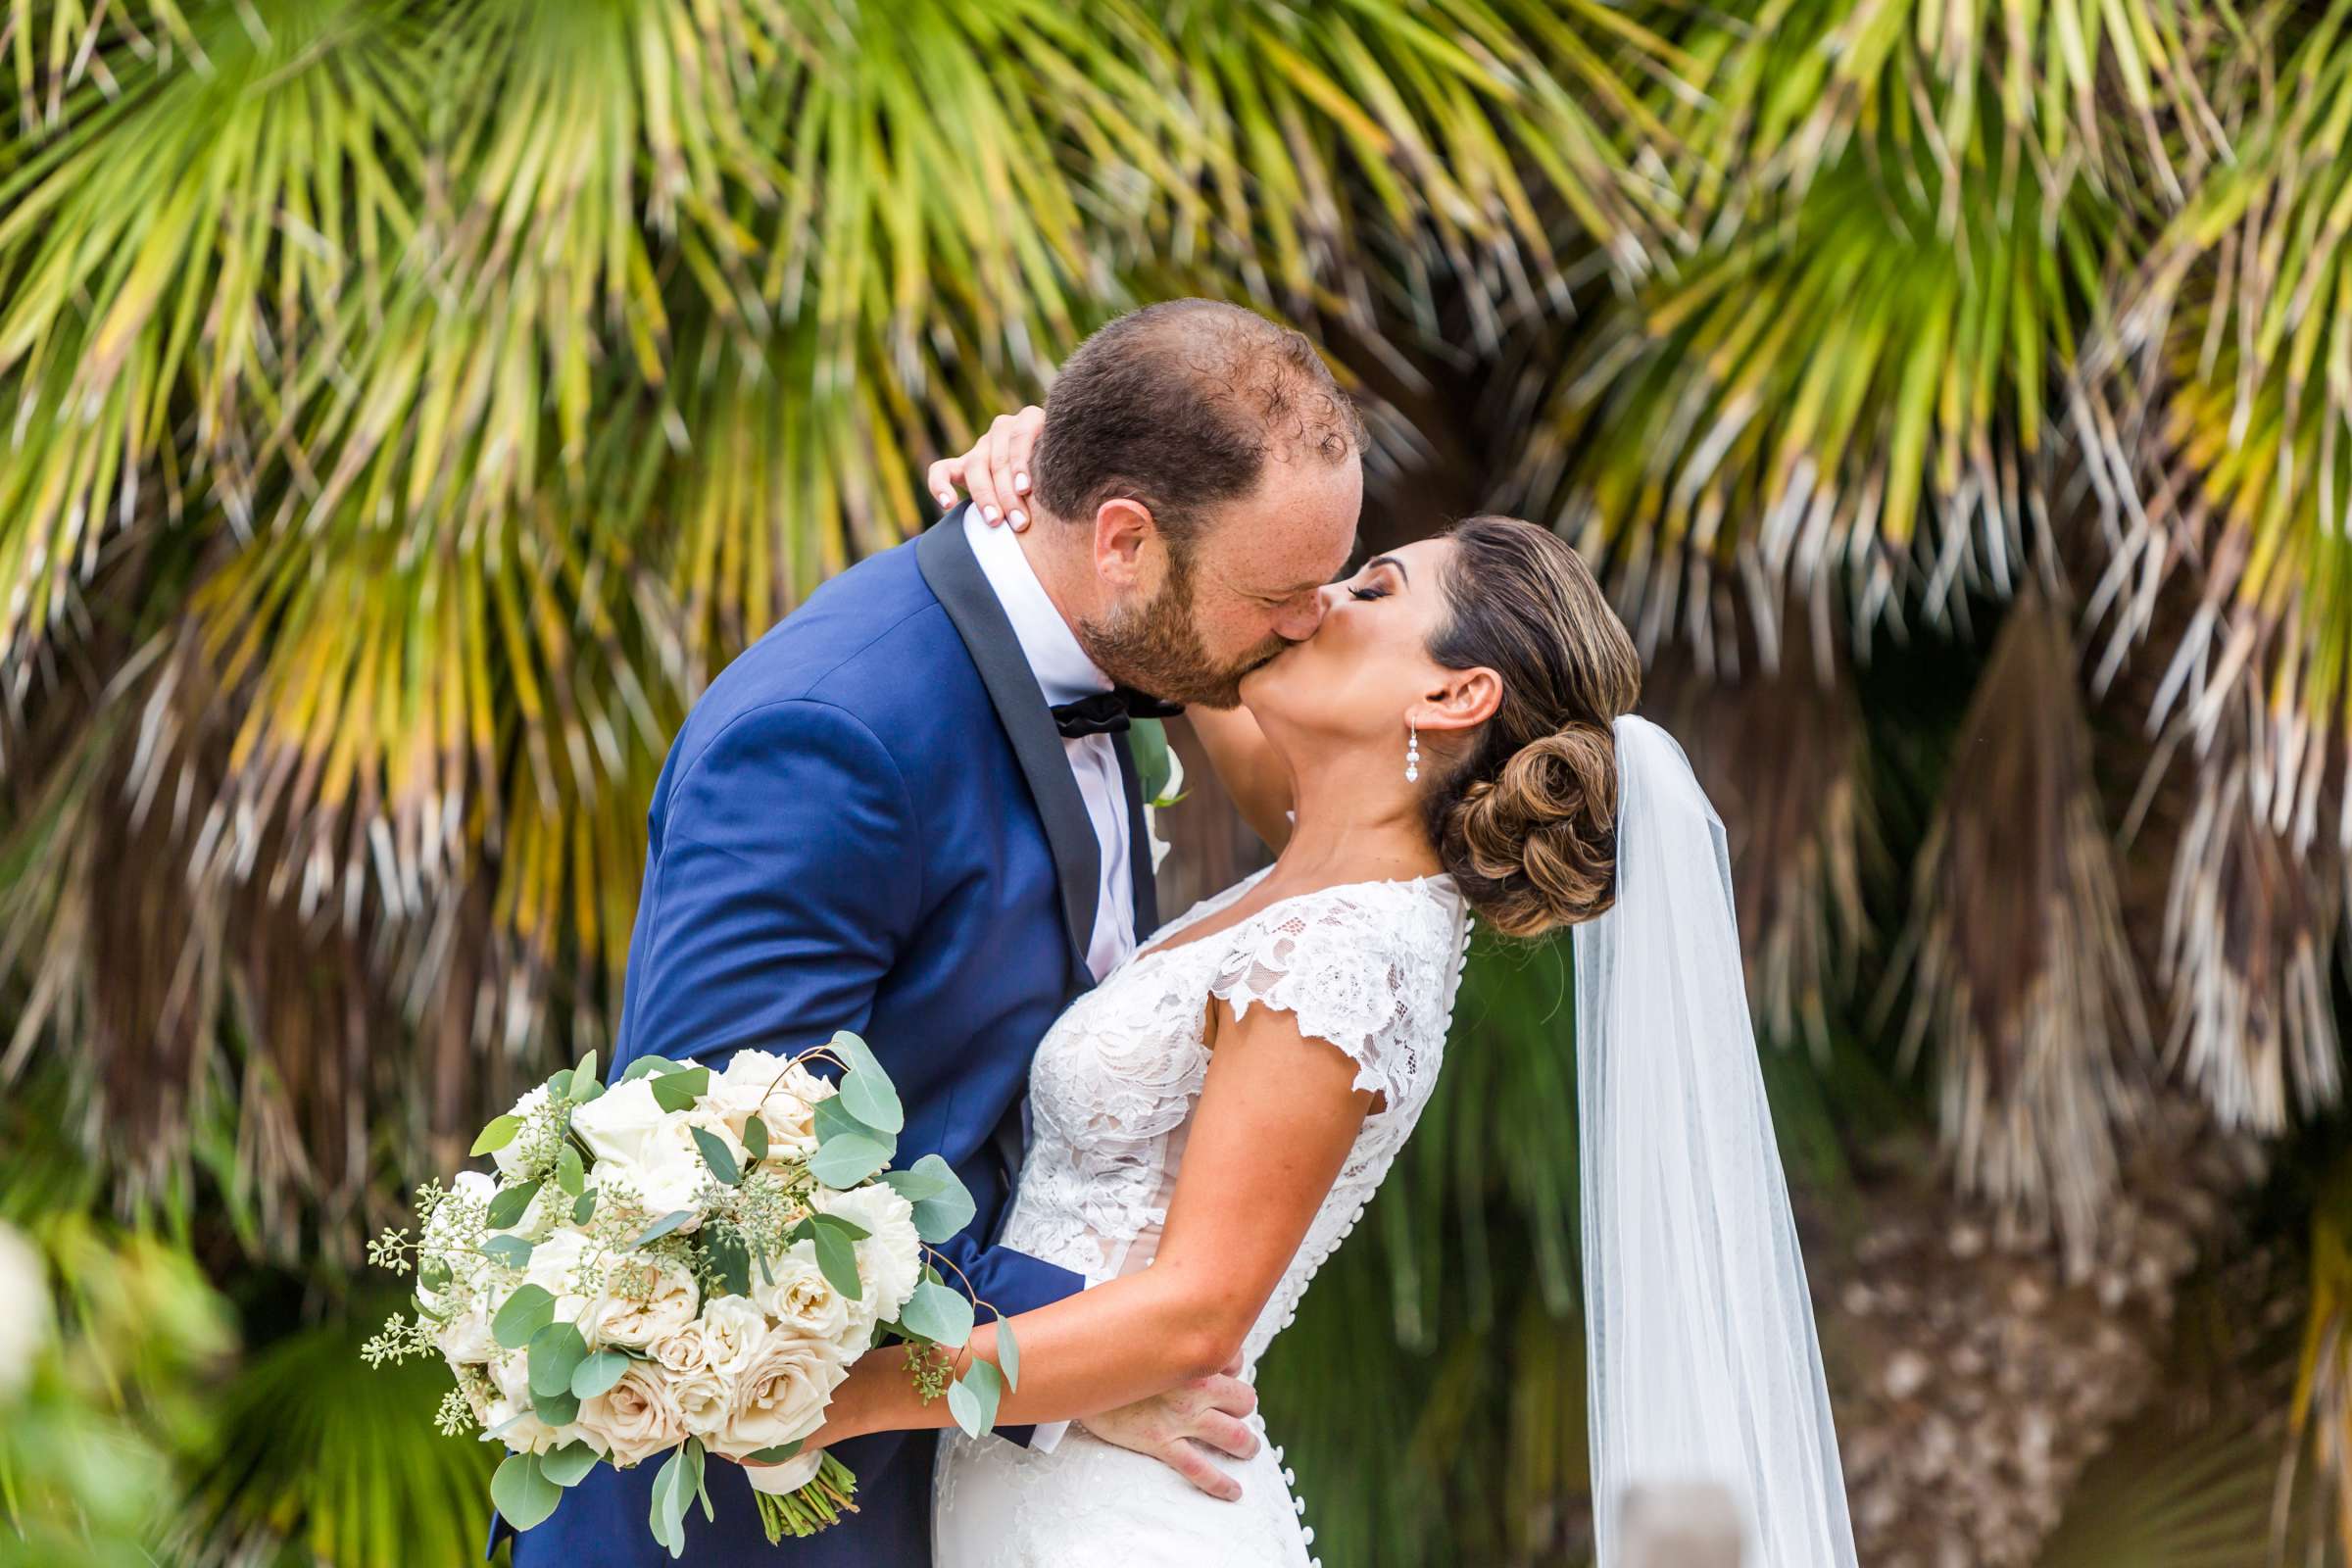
[809,1001,1373,1445]
[928,409,1295,852]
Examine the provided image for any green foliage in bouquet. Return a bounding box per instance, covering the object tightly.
[361,1033,1016,1556]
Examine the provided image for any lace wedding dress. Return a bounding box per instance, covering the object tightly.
[933,868,1473,1568]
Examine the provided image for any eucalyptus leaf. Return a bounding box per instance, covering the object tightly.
[997,1314,1021,1392]
[540,1440,601,1488]
[491,1451,562,1532]
[619,1055,675,1083]
[742,1114,769,1162]
[809,1210,871,1243]
[691,1125,741,1187]
[648,1445,691,1557]
[947,1357,1004,1439]
[633,1209,695,1249]
[810,1220,863,1302]
[839,1066,904,1134]
[480,1234,534,1268]
[808,1131,892,1188]
[904,1157,977,1243]
[549,1069,574,1101]
[828,1030,883,1078]
[571,1190,598,1225]
[571,1049,600,1097]
[492,1284,558,1350]
[649,1066,710,1113]
[879,1157,952,1203]
[556,1143,586,1197]
[528,1320,589,1397]
[487,1179,541,1231]
[743,1441,804,1464]
[706,1227,752,1298]
[571,1349,632,1399]
[470,1115,522,1156]
[813,1094,872,1144]
[900,1280,975,1348]
[534,1388,580,1426]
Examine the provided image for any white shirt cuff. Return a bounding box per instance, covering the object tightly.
[1021,1273,1100,1454]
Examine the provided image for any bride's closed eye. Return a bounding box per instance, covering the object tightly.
[1348,585,1387,603]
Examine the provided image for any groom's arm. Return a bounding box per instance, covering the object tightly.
[626,697,1088,1369]
[621,698,917,1067]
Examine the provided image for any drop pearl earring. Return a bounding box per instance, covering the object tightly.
[1405,722,1420,784]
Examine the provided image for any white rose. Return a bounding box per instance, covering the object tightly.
[818,1184,924,1332]
[515,1228,599,1330]
[484,1350,570,1455]
[574,1361,685,1469]
[435,1301,499,1366]
[714,1051,834,1156]
[571,1078,711,1222]
[722,1337,849,1455]
[697,1295,771,1386]
[0,1224,51,1401]
[491,1085,553,1180]
[750,1247,850,1348]
[591,1255,700,1348]
[671,1364,734,1439]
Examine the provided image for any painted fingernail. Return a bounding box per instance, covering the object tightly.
[1008,509,1027,529]
[938,492,955,508]
[983,505,1001,521]
[1013,471,1030,492]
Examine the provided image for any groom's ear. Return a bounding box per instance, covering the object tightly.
[1413,667,1503,733]
[1091,499,1159,589]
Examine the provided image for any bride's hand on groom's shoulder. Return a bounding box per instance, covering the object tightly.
[1078,1350,1261,1503]
[931,407,1046,531]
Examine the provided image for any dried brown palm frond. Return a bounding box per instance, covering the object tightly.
[2157,680,2346,1136]
[1880,592,2152,1268]
[1648,612,1877,1059]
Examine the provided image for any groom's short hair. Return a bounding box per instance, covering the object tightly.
[1031,300,1363,552]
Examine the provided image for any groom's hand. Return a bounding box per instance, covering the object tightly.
[1078,1352,1261,1502]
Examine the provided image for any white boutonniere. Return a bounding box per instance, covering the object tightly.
[1128,718,1186,872]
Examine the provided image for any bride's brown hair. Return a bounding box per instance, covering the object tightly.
[1421,517,1641,937]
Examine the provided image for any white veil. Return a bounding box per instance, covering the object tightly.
[1573,716,1859,1567]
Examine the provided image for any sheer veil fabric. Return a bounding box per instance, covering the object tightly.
[1574,716,1860,1567]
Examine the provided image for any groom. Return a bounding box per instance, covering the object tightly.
[505,299,1364,1566]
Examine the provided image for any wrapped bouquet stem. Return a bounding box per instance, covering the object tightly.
[362,1032,1018,1555]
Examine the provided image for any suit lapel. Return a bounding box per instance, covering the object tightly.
[916,511,1100,978]
[1113,734,1159,937]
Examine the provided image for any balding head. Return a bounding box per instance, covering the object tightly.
[1031,299,1365,552]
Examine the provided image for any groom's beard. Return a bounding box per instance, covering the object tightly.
[1079,553,1280,710]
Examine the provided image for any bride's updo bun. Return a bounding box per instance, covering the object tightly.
[1423,518,1640,938]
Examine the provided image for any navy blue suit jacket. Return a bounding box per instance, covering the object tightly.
[505,512,1152,1566]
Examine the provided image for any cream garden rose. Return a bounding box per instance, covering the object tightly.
[489,1086,552,1181]
[589,1254,700,1348]
[725,1336,851,1454]
[712,1050,834,1156]
[750,1245,851,1347]
[576,1361,686,1468]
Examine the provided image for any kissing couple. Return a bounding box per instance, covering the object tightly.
[503,300,1859,1568]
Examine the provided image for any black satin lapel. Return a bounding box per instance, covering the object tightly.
[1113,733,1159,936]
[916,512,1100,972]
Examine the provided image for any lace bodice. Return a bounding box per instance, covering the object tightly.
[998,867,1472,1372]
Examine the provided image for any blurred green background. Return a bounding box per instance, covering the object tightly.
[2,1,2351,1563]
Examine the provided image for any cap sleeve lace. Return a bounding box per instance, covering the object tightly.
[1206,880,1460,1108]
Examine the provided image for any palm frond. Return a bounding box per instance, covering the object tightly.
[1880,593,2151,1267]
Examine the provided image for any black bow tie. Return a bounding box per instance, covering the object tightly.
[1051,688,1184,739]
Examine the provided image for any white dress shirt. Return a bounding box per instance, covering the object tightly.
[963,507,1135,1450]
[964,507,1139,982]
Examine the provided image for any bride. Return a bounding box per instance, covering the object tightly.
[784,485,1858,1562]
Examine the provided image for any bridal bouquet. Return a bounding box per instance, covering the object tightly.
[363,1033,1018,1555]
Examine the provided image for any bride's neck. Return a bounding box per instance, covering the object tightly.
[1275,754,1443,886]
